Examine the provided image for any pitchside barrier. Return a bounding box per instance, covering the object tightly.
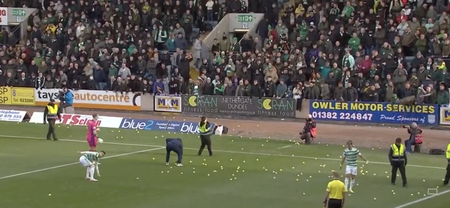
[0,88,449,126]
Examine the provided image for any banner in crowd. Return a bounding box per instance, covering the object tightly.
[120,118,212,134]
[34,89,142,110]
[439,106,450,125]
[309,101,438,125]
[0,109,27,122]
[182,95,296,118]
[154,95,182,113]
[29,112,123,128]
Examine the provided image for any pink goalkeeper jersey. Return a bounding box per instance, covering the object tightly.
[87,120,96,140]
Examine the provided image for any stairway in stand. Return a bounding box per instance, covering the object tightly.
[189,32,209,80]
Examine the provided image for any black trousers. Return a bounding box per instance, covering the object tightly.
[327,199,343,208]
[444,163,450,185]
[391,161,407,185]
[198,135,212,156]
[46,119,57,140]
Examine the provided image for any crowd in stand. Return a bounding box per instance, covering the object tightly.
[0,0,246,94]
[194,0,450,105]
[1,0,450,106]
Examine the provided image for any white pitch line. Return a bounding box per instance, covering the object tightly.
[393,189,450,208]
[277,145,292,149]
[0,147,164,180]
[0,134,445,170]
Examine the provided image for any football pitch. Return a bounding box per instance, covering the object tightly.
[0,122,449,208]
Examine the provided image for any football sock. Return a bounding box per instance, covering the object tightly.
[350,179,355,189]
[89,166,95,179]
[95,164,100,175]
[85,167,90,178]
[344,178,349,190]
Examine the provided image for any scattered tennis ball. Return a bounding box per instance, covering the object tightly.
[48,194,51,196]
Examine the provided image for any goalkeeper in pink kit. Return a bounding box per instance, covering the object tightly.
[86,114,101,176]
[87,114,100,151]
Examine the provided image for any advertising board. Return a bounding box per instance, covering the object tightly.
[154,95,182,112]
[34,89,141,110]
[0,109,27,122]
[119,118,214,134]
[182,95,296,118]
[29,112,123,128]
[309,101,438,125]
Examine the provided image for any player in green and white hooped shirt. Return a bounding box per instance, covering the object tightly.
[340,140,368,193]
[78,151,106,182]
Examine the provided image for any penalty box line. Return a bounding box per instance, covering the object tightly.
[393,188,450,208]
[0,134,445,170]
[0,147,164,180]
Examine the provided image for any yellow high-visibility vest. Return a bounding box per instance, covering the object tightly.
[47,105,58,118]
[446,143,450,159]
[198,122,210,135]
[391,144,405,158]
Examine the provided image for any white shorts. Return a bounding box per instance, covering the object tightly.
[345,166,357,175]
[79,156,92,167]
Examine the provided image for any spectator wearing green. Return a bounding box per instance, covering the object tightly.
[348,32,360,54]
[342,2,354,18]
[437,83,450,105]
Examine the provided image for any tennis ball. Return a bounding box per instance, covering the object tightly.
[161,171,164,173]
[207,174,210,176]
[256,159,259,161]
[374,198,377,200]
[193,171,196,174]
[181,172,183,174]
[48,194,51,196]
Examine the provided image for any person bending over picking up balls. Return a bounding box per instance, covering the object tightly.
[340,140,368,193]
[78,150,105,182]
[87,114,100,151]
[166,138,183,166]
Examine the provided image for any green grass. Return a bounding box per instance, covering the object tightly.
[0,122,449,208]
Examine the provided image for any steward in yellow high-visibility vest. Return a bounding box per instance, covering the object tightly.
[444,143,450,186]
[197,116,213,156]
[43,98,61,141]
[388,138,408,187]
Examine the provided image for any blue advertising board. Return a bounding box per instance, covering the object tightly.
[119,118,214,133]
[309,101,438,125]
